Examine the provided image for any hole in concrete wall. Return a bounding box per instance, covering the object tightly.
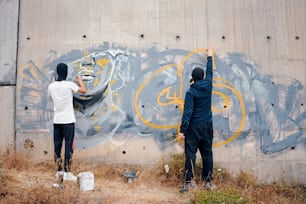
[175,105,178,109]
[176,35,180,40]
[271,103,274,106]
[83,34,87,38]
[143,146,146,150]
[43,150,48,155]
[25,106,28,110]
[271,81,274,85]
[222,35,226,40]
[301,103,304,106]
[291,146,295,150]
[224,105,227,109]
[295,36,299,40]
[122,150,126,154]
[140,34,144,38]
[141,105,145,108]
[26,37,30,40]
[266,35,271,40]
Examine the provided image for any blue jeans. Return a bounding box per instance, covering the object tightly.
[184,122,213,183]
[53,123,75,172]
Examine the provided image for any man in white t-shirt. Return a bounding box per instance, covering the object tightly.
[48,63,86,175]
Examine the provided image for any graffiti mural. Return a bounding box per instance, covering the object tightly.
[17,43,306,153]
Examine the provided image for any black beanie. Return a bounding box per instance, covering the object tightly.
[191,67,204,81]
[56,63,68,81]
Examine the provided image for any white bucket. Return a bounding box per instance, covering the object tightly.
[77,172,94,191]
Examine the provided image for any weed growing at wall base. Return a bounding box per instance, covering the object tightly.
[191,187,252,204]
[1,147,31,170]
[159,153,305,203]
[0,151,305,203]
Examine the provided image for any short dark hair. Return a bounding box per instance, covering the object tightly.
[191,67,204,81]
[56,63,68,81]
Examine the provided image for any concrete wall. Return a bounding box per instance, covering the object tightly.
[1,0,306,183]
[0,0,19,152]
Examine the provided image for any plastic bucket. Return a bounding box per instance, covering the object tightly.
[77,172,94,191]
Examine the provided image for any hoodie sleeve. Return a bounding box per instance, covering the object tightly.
[179,91,194,134]
[206,56,213,82]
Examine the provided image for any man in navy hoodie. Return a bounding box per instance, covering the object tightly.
[178,49,213,192]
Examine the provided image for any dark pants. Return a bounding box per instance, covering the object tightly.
[184,122,213,183]
[53,123,75,172]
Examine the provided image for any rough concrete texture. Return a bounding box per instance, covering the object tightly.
[0,86,15,152]
[0,0,18,85]
[1,0,306,183]
[0,0,18,151]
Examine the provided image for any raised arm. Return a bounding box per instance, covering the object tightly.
[205,49,213,82]
[76,75,87,94]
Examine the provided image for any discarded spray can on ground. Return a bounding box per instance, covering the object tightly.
[124,171,137,183]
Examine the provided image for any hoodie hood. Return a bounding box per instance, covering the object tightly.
[191,79,211,92]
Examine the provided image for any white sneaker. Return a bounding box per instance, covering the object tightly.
[55,171,64,180]
[63,172,77,181]
[55,171,64,176]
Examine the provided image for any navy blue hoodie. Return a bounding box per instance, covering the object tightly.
[180,56,213,134]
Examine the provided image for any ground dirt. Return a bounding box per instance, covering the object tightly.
[0,151,305,204]
[0,158,192,204]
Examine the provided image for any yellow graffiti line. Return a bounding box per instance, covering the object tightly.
[94,125,101,132]
[92,115,98,121]
[213,77,236,88]
[112,104,116,112]
[97,58,110,68]
[180,48,215,70]
[110,79,116,86]
[176,48,215,106]
[72,61,79,67]
[96,70,103,76]
[157,87,184,111]
[93,77,99,87]
[211,90,230,113]
[134,48,216,130]
[134,64,180,129]
[103,89,108,97]
[113,91,120,99]
[83,51,90,59]
[20,61,43,79]
[212,83,246,147]
[77,67,83,72]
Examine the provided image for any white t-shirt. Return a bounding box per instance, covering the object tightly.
[48,81,79,124]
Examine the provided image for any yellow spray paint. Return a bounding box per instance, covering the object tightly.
[134,48,246,147]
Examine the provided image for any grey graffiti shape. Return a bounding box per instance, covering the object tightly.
[213,53,306,153]
[66,50,129,148]
[17,45,306,153]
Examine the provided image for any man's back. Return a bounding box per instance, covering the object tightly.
[189,79,212,123]
[48,81,79,124]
